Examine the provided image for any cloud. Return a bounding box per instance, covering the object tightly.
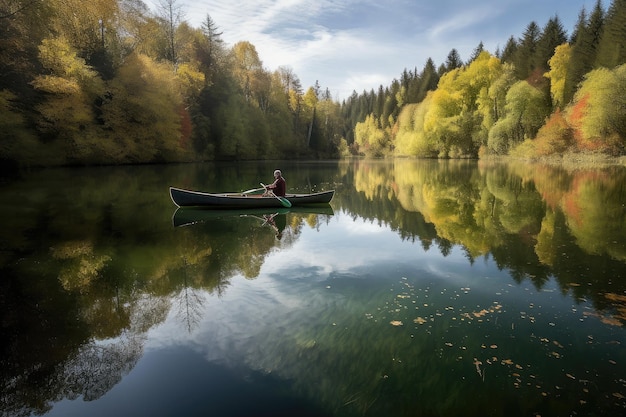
[147,0,600,100]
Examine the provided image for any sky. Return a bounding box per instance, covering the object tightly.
[146,0,601,100]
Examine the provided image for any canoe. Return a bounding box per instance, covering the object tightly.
[172,206,334,227]
[169,186,335,208]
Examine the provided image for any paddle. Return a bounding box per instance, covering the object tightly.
[260,182,292,207]
[242,187,265,194]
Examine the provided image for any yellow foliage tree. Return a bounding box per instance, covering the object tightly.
[31,37,106,162]
[394,94,436,157]
[567,64,626,151]
[545,43,571,110]
[354,114,391,157]
[102,53,186,162]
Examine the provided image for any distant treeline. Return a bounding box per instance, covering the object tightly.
[346,0,626,158]
[0,0,625,169]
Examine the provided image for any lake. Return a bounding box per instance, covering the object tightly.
[1,159,625,417]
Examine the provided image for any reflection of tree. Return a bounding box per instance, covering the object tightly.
[0,164,339,415]
[61,334,144,401]
[335,159,626,313]
[174,259,206,332]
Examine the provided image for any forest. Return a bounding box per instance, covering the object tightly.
[0,0,625,168]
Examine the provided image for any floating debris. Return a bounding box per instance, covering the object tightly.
[390,320,403,326]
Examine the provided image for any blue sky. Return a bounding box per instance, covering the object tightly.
[147,0,601,100]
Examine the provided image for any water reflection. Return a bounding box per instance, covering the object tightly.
[0,160,625,416]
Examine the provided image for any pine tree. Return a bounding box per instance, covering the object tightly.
[417,58,439,103]
[514,21,541,79]
[199,14,224,85]
[501,36,518,63]
[564,0,605,103]
[467,41,485,64]
[536,16,568,72]
[445,49,463,72]
[596,0,626,68]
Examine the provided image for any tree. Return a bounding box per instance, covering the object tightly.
[564,1,605,103]
[303,82,320,147]
[596,0,626,69]
[198,14,224,85]
[536,16,568,73]
[354,114,391,157]
[514,21,541,79]
[487,63,517,124]
[444,48,463,72]
[30,37,106,162]
[487,81,551,153]
[467,41,485,64]
[545,43,571,109]
[101,53,186,162]
[416,58,439,103]
[230,41,263,103]
[157,0,184,67]
[568,64,626,151]
[500,36,518,63]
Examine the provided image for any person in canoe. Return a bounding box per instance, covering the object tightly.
[264,169,286,197]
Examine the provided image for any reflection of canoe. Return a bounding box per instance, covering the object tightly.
[172,206,335,227]
[170,186,335,208]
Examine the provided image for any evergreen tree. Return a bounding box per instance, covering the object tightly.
[467,41,485,64]
[199,14,224,85]
[514,21,541,79]
[536,16,568,72]
[564,1,605,103]
[375,85,385,117]
[445,48,463,72]
[500,36,518,63]
[417,58,439,103]
[596,0,626,68]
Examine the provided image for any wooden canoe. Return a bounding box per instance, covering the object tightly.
[169,187,335,208]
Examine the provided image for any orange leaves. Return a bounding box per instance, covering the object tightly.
[533,109,573,156]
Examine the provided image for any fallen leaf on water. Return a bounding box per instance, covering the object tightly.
[413,317,427,325]
[566,373,576,380]
[613,393,625,399]
[490,344,498,349]
[390,320,403,326]
[501,359,513,365]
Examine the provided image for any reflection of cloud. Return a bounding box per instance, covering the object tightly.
[261,214,428,275]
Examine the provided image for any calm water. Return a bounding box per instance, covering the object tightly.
[1,159,625,417]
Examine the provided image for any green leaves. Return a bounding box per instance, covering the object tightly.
[569,64,626,150]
